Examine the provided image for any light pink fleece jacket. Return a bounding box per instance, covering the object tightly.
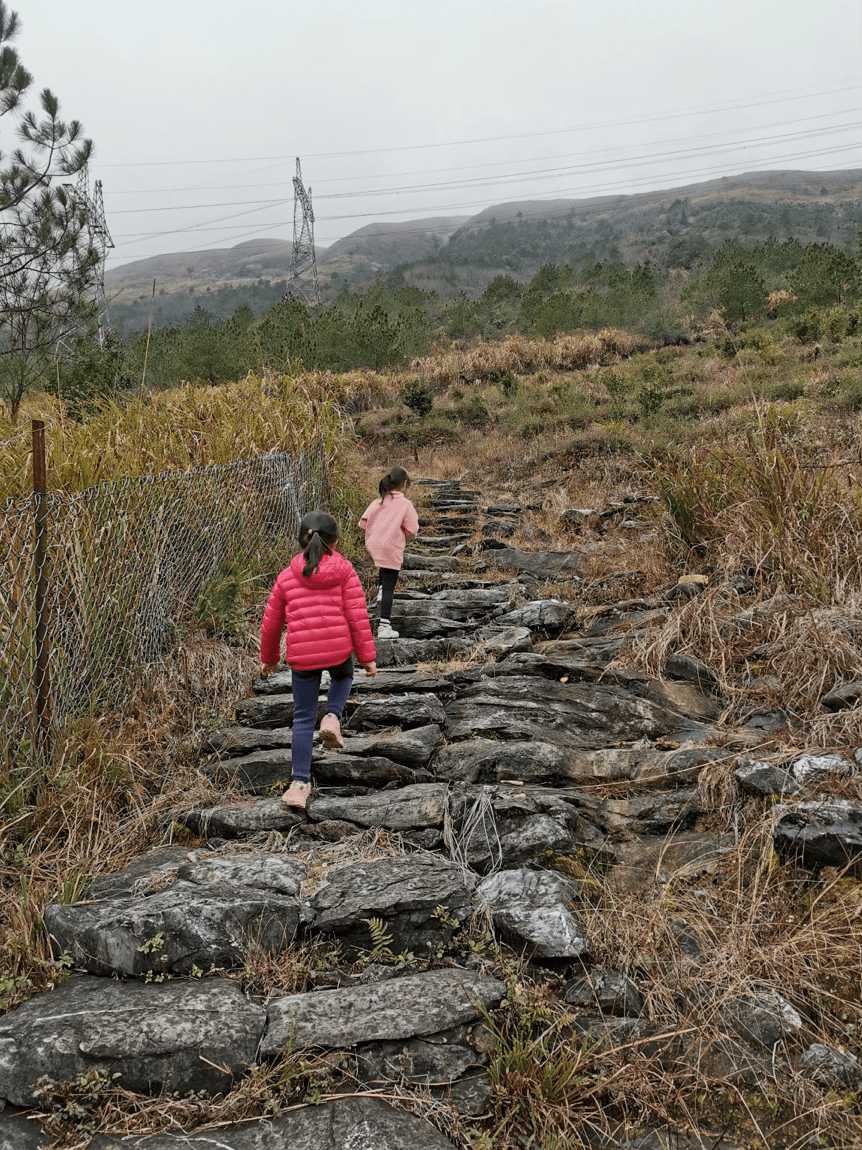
[359,490,419,570]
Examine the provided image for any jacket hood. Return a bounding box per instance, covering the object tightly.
[288,549,352,589]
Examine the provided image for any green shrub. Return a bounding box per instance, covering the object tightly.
[401,379,433,418]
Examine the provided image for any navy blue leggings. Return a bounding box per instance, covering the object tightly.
[290,657,353,783]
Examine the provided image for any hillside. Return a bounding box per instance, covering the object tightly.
[315,215,470,280]
[105,168,862,333]
[9,324,862,1147]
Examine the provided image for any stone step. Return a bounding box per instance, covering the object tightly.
[0,976,265,1106]
[90,1100,461,1149]
[262,967,504,1055]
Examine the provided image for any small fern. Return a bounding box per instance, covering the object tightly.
[363,917,394,957]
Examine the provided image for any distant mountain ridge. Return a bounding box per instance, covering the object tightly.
[105,168,862,326]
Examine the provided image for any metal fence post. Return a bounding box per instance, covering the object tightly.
[32,418,52,762]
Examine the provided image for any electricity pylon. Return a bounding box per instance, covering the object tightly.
[88,177,115,346]
[284,158,320,306]
[56,164,114,355]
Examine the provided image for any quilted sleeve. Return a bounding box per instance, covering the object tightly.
[342,565,377,664]
[260,574,288,665]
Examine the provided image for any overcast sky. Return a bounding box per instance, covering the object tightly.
[14,0,862,269]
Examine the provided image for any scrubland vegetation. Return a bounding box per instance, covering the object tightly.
[7,233,862,1147]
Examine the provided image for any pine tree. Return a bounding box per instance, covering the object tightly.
[0,2,96,416]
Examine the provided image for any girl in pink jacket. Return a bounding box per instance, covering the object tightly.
[260,511,377,809]
[359,465,419,640]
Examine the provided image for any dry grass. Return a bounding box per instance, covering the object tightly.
[416,330,651,389]
[0,634,256,1011]
[0,368,373,499]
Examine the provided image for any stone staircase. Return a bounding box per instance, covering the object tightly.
[2,479,860,1149]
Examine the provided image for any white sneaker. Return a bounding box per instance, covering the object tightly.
[378,619,400,639]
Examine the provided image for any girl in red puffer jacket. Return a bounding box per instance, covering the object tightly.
[260,511,377,809]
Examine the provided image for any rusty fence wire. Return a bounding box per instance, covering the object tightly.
[1,444,327,781]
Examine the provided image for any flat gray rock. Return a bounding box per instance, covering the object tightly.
[601,789,701,836]
[734,760,800,797]
[352,693,446,730]
[773,799,862,868]
[356,1023,491,1086]
[821,681,862,712]
[476,868,589,958]
[376,637,473,667]
[234,692,297,729]
[791,752,853,784]
[664,652,719,689]
[310,854,475,955]
[431,584,525,608]
[176,852,307,896]
[721,990,803,1049]
[433,739,568,784]
[338,724,444,768]
[390,599,483,622]
[262,968,504,1055]
[496,599,574,636]
[309,784,448,830]
[402,551,460,571]
[496,813,582,867]
[174,796,304,838]
[0,976,265,1106]
[799,1042,862,1088]
[445,675,704,748]
[88,846,190,900]
[487,547,582,578]
[564,970,643,1016]
[349,669,455,697]
[204,746,415,792]
[88,1097,459,1148]
[203,724,292,755]
[388,613,474,640]
[44,883,308,976]
[476,624,532,659]
[432,739,723,788]
[202,746,293,791]
[0,1111,47,1149]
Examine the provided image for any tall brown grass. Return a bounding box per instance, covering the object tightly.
[417,329,650,388]
[0,369,390,500]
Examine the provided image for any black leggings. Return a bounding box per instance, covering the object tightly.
[378,567,399,619]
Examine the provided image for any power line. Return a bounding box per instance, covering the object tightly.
[102,103,862,198]
[106,140,862,258]
[105,118,862,216]
[96,77,862,170]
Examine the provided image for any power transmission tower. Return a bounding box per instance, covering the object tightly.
[88,177,115,346]
[56,164,115,355]
[284,158,320,306]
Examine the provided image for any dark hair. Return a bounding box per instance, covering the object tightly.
[298,511,339,577]
[379,465,411,503]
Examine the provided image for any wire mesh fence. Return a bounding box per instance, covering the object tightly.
[1,442,327,781]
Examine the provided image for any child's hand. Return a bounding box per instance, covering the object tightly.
[260,662,279,678]
[361,660,377,677]
[403,529,417,541]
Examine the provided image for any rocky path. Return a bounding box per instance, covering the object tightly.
[3,480,860,1149]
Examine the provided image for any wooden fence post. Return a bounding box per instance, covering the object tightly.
[31,418,52,762]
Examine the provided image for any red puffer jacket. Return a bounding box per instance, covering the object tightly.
[260,550,376,671]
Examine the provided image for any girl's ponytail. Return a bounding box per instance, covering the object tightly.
[297,511,339,577]
[379,464,411,503]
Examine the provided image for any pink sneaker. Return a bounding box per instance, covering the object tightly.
[319,712,344,751]
[281,779,311,809]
